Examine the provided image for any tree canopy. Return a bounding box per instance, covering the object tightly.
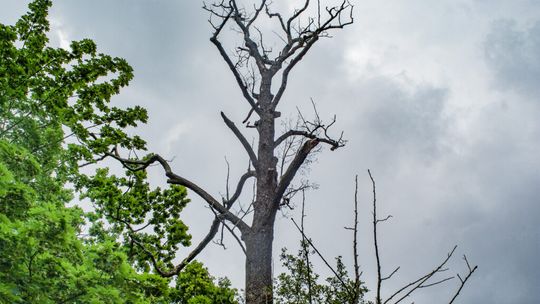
[0,1,237,303]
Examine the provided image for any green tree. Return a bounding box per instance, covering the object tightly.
[170,261,238,304]
[275,242,367,304]
[0,1,238,303]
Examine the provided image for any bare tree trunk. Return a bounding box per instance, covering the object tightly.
[245,76,279,302]
[244,225,274,303]
[105,2,353,304]
[202,1,352,300]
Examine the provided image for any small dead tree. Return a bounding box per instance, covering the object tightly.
[286,171,477,304]
[103,1,353,303]
[367,170,477,304]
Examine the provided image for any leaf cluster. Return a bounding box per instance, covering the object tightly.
[0,1,239,303]
[275,241,368,304]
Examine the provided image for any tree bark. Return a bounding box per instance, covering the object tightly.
[244,225,275,303]
[243,73,280,303]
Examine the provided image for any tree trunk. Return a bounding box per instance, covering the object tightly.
[202,3,353,302]
[244,226,274,303]
[244,78,279,303]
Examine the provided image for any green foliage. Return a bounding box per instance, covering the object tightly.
[78,168,193,273]
[170,261,239,304]
[275,241,368,304]
[0,136,172,303]
[0,1,238,303]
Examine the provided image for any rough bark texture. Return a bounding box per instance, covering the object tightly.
[247,78,278,300]
[244,226,275,302]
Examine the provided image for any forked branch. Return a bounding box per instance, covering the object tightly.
[274,139,320,206]
[223,168,256,207]
[206,2,261,114]
[448,256,478,304]
[221,111,259,170]
[205,0,353,109]
[104,150,251,234]
[367,170,478,304]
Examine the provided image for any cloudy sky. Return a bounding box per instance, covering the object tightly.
[2,1,540,303]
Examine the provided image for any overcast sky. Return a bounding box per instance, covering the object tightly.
[2,1,540,303]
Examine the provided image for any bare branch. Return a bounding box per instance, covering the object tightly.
[144,169,253,277]
[274,129,344,150]
[291,218,356,299]
[272,0,354,107]
[300,190,314,304]
[168,218,223,277]
[352,175,362,302]
[272,35,319,107]
[448,257,478,304]
[247,0,267,28]
[221,111,259,170]
[223,169,256,207]
[228,1,276,70]
[275,103,345,193]
[104,151,251,234]
[118,163,253,278]
[280,181,314,209]
[103,211,202,278]
[384,246,458,304]
[286,0,312,35]
[222,221,247,255]
[168,175,250,234]
[265,6,288,35]
[419,276,454,288]
[376,214,393,224]
[365,170,477,304]
[209,23,261,113]
[224,157,231,200]
[274,139,320,206]
[370,169,383,304]
[210,205,247,255]
[382,266,401,281]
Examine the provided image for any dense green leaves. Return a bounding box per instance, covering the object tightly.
[171,261,238,304]
[0,1,238,303]
[79,168,192,272]
[0,134,174,303]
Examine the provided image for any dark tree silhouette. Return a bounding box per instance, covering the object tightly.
[106,1,353,303]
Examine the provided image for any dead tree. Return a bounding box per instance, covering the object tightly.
[103,1,352,303]
[206,2,351,301]
[367,170,478,304]
[287,171,477,304]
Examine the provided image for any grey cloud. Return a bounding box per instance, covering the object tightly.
[485,19,540,97]
[433,168,540,304]
[418,98,540,303]
[354,77,448,158]
[309,74,452,175]
[4,2,540,303]
[302,63,540,304]
[49,1,211,92]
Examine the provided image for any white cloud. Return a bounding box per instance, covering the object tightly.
[163,121,193,155]
[50,18,71,50]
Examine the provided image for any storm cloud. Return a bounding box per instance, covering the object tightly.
[2,1,539,303]
[485,19,540,97]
